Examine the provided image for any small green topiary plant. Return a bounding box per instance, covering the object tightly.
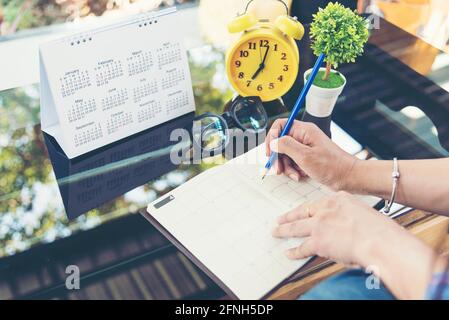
[310,2,369,86]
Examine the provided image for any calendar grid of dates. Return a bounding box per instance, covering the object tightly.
[107,112,134,135]
[95,59,124,87]
[157,43,182,69]
[74,123,103,147]
[60,69,91,98]
[138,100,162,123]
[127,50,154,76]
[162,68,186,90]
[55,38,193,152]
[133,81,159,103]
[68,98,97,123]
[102,88,129,111]
[166,91,189,115]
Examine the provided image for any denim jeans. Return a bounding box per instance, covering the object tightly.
[299,269,396,300]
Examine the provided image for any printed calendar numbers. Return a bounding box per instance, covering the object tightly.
[95,59,124,87]
[60,69,91,98]
[101,88,129,111]
[40,8,195,158]
[166,91,189,115]
[157,42,182,69]
[106,111,134,135]
[137,100,162,123]
[127,50,154,76]
[162,68,186,90]
[67,98,97,123]
[74,122,103,147]
[133,80,158,103]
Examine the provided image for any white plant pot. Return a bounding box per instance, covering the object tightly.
[303,67,346,118]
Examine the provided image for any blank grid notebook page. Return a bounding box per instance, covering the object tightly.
[147,144,377,299]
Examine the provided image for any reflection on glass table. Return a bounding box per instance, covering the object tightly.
[44,113,194,220]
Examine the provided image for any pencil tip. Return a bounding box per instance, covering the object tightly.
[261,169,268,180]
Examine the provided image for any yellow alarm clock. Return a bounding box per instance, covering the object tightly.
[226,0,304,102]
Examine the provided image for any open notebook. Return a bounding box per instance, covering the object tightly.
[145,144,379,299]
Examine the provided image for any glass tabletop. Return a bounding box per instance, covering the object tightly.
[291,16,449,161]
[1,11,449,259]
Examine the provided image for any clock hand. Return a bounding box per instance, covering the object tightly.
[251,46,270,80]
[251,65,263,80]
[261,45,270,65]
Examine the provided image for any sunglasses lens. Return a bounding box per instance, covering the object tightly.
[193,116,227,151]
[234,97,267,131]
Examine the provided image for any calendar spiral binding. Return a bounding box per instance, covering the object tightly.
[66,6,177,47]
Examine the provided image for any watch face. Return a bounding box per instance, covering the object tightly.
[228,35,298,101]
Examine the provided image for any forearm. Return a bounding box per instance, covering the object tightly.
[360,224,437,299]
[344,158,449,215]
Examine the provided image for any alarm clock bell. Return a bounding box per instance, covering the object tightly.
[225,0,304,104]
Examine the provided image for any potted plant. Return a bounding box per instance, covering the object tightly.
[302,2,369,137]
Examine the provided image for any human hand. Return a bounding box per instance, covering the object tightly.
[272,191,437,300]
[272,192,401,267]
[265,119,358,191]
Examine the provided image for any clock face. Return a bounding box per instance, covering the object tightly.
[228,36,298,101]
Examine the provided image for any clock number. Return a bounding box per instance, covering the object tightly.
[283,65,289,71]
[260,40,269,48]
[235,60,241,68]
[269,83,275,90]
[278,75,284,82]
[246,80,252,87]
[274,44,278,51]
[238,72,245,79]
[248,42,256,50]
[257,84,263,91]
[281,53,287,60]
[240,50,249,58]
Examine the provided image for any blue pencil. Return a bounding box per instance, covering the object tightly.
[261,53,326,180]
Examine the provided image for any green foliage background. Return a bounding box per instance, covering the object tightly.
[0,0,196,35]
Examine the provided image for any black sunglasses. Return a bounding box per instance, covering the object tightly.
[192,96,268,155]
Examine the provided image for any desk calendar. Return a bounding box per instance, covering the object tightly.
[40,7,195,159]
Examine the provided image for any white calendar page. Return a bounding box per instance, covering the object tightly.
[40,8,195,158]
[147,144,379,300]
